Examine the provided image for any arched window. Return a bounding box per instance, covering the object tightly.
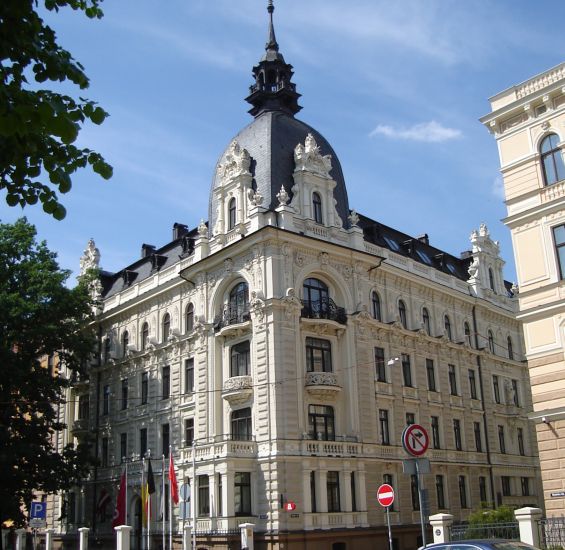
[228,282,249,323]
[162,313,170,343]
[541,133,565,185]
[141,322,149,351]
[303,277,330,316]
[371,291,382,321]
[488,330,495,354]
[312,192,323,224]
[228,197,237,230]
[444,315,452,341]
[398,300,407,329]
[185,303,194,333]
[464,323,472,347]
[422,308,431,335]
[122,331,129,358]
[507,336,514,360]
[308,404,335,441]
[488,268,495,292]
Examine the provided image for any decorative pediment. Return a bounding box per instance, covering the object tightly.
[218,140,251,182]
[294,134,332,178]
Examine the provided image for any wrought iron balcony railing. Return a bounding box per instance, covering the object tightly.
[301,298,347,325]
[214,304,251,331]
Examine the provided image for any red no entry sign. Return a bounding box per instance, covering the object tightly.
[402,424,429,457]
[377,484,395,507]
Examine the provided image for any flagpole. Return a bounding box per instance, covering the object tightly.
[147,453,152,550]
[142,458,146,550]
[125,461,128,526]
[192,440,196,550]
[168,447,173,550]
[162,454,166,550]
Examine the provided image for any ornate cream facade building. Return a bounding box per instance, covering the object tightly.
[482,62,565,516]
[49,5,541,550]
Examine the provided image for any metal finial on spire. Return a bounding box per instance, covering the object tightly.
[266,0,279,51]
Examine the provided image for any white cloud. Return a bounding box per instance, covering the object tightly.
[369,120,462,143]
[492,176,505,200]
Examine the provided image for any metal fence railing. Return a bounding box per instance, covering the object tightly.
[539,516,565,549]
[450,522,520,541]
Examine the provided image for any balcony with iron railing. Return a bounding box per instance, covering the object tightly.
[214,304,251,335]
[301,298,347,325]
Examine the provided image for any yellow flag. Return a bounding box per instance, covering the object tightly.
[141,483,148,527]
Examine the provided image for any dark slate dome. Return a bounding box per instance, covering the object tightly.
[208,1,350,230]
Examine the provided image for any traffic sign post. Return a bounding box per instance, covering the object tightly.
[377,484,395,550]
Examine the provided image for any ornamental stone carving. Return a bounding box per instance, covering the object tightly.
[248,188,264,206]
[80,239,100,275]
[218,140,251,181]
[198,219,208,238]
[305,371,341,399]
[276,185,290,206]
[348,210,359,227]
[294,134,332,178]
[222,375,253,404]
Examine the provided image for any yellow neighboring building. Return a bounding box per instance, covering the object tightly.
[482,62,565,516]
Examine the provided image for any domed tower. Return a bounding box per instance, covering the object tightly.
[208,1,351,250]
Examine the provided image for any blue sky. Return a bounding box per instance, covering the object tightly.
[3,0,565,283]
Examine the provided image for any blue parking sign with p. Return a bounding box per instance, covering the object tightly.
[30,502,46,519]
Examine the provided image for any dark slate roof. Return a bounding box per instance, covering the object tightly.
[357,213,474,282]
[208,110,350,231]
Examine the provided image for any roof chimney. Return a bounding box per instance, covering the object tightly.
[141,244,156,258]
[173,223,189,240]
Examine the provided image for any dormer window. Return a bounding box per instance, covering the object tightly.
[541,133,565,186]
[312,192,323,224]
[228,197,237,230]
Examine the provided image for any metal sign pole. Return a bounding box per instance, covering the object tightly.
[386,506,393,550]
[416,460,426,548]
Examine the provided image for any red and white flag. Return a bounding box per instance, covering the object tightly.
[112,469,127,528]
[168,453,179,505]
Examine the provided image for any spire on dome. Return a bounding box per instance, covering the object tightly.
[245,1,301,118]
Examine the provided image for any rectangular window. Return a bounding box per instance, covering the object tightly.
[231,341,250,377]
[231,408,252,441]
[468,369,477,399]
[327,471,341,513]
[162,423,170,457]
[140,428,147,458]
[162,366,170,399]
[383,474,394,511]
[498,425,506,454]
[436,475,445,509]
[234,472,251,516]
[406,412,415,426]
[351,472,357,512]
[410,474,420,511]
[401,354,412,387]
[141,372,148,405]
[375,347,386,382]
[306,337,332,372]
[459,475,468,508]
[121,378,128,410]
[78,395,89,420]
[185,418,194,447]
[479,476,487,504]
[185,358,194,394]
[379,409,390,445]
[309,405,335,441]
[448,364,458,395]
[521,477,530,497]
[120,432,127,462]
[553,224,565,279]
[217,473,223,517]
[102,437,109,467]
[198,475,210,516]
[512,379,520,406]
[493,375,500,404]
[501,476,511,497]
[517,427,525,456]
[102,384,110,415]
[426,359,436,391]
[474,422,482,452]
[453,419,462,451]
[310,471,317,513]
[431,416,441,449]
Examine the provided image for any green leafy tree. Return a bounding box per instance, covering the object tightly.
[0,0,112,220]
[0,218,97,530]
